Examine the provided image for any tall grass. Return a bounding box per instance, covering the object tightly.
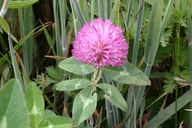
[1,0,192,127]
[188,0,192,126]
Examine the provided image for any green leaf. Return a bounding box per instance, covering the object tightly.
[163,73,175,94]
[43,110,56,119]
[46,66,63,80]
[37,116,72,128]
[97,84,127,111]
[9,0,39,8]
[56,79,93,91]
[103,62,151,85]
[59,56,94,75]
[0,79,29,128]
[25,82,44,128]
[40,21,54,48]
[0,16,10,33]
[72,86,97,125]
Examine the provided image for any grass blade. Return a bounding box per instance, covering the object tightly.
[188,0,192,126]
[71,0,86,25]
[9,0,38,8]
[90,0,95,21]
[131,0,145,66]
[146,88,192,127]
[144,0,163,66]
[0,14,24,89]
[78,0,89,21]
[59,0,67,57]
[110,0,121,25]
[18,6,35,76]
[97,0,104,19]
[53,0,62,56]
[0,26,39,67]
[135,0,163,115]
[8,34,24,90]
[125,0,134,30]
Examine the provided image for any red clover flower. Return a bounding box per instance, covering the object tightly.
[72,18,128,68]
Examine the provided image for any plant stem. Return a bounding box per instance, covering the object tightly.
[174,0,182,127]
[92,67,103,85]
[0,0,10,17]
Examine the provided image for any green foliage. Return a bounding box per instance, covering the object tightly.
[110,0,122,26]
[0,79,73,128]
[38,116,72,128]
[25,82,44,127]
[57,79,93,91]
[0,16,10,33]
[103,62,151,85]
[59,57,94,75]
[1,0,192,127]
[146,88,192,127]
[56,56,150,126]
[97,84,127,111]
[0,79,29,128]
[72,86,97,125]
[144,0,163,65]
[45,66,63,81]
[9,0,39,8]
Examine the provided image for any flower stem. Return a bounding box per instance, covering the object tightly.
[92,67,103,85]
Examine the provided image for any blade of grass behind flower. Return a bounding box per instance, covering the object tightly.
[78,0,89,21]
[0,26,39,67]
[135,0,178,126]
[40,21,55,55]
[59,0,67,57]
[0,15,23,87]
[132,0,174,117]
[135,0,163,115]
[69,0,78,34]
[144,0,163,66]
[125,91,137,128]
[14,51,31,86]
[24,6,35,76]
[131,0,145,66]
[71,0,86,26]
[97,0,104,20]
[18,6,35,77]
[188,0,192,126]
[90,0,95,21]
[9,0,38,8]
[53,0,62,56]
[105,0,111,19]
[102,73,114,128]
[110,0,121,25]
[125,0,134,31]
[126,1,145,127]
[52,0,69,112]
[146,88,192,127]
[8,34,24,90]
[98,0,111,20]
[111,103,120,126]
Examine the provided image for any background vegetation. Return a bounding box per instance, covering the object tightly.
[0,0,192,127]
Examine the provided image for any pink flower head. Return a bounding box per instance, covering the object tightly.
[72,18,129,67]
